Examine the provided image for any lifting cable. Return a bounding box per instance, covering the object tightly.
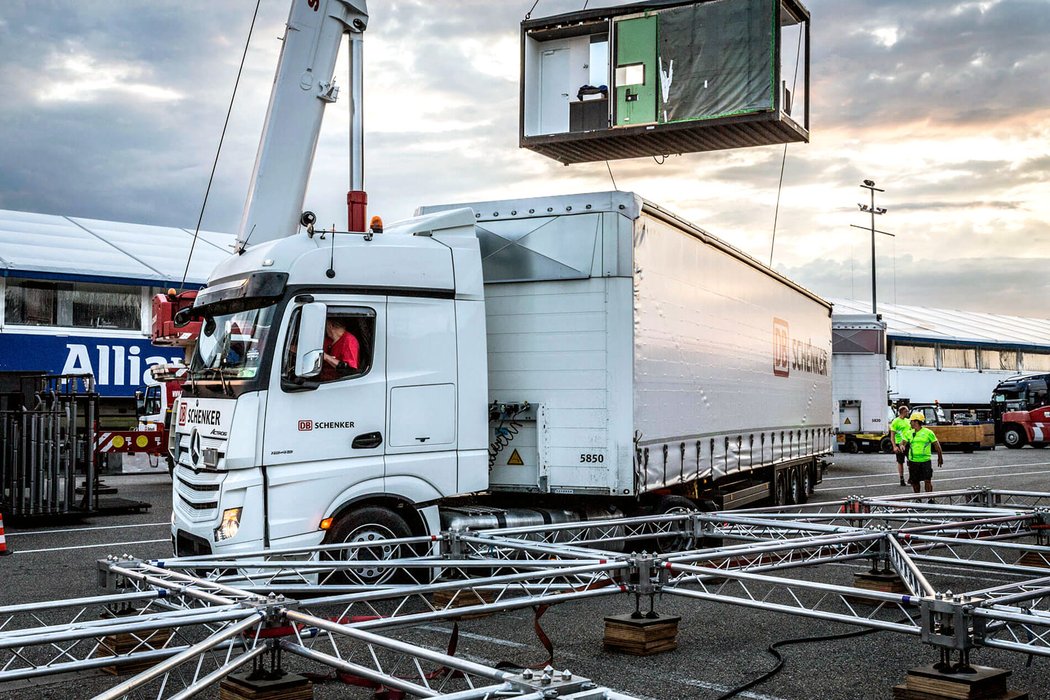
[767,25,805,269]
[178,0,263,291]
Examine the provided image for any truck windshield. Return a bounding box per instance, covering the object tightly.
[190,303,278,385]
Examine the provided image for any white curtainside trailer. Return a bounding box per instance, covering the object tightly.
[420,191,833,509]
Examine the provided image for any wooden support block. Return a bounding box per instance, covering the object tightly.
[854,571,908,594]
[890,665,1025,700]
[97,627,174,676]
[603,613,680,656]
[430,588,498,620]
[219,671,313,700]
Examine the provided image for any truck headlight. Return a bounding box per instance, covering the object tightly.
[214,507,242,542]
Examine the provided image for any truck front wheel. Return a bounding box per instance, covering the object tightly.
[323,506,412,585]
[1003,427,1027,449]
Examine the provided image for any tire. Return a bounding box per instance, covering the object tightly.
[1032,442,1048,449]
[879,437,893,454]
[844,439,859,454]
[651,495,698,554]
[323,506,412,585]
[799,464,814,501]
[772,472,788,507]
[786,467,802,505]
[1003,427,1026,449]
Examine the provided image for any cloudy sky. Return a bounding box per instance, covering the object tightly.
[1,0,1047,317]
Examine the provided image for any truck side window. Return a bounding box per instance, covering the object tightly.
[283,306,376,385]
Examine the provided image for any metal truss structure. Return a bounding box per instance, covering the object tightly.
[1,487,1049,699]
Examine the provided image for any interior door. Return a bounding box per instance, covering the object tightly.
[262,296,387,543]
[614,15,657,126]
[539,47,571,134]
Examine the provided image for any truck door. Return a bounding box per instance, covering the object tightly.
[262,296,387,544]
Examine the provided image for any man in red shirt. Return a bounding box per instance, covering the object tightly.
[320,317,360,381]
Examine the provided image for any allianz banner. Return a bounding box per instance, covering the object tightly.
[0,333,183,397]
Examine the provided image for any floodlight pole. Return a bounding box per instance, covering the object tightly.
[858,180,887,315]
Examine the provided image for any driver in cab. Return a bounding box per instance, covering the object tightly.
[320,317,359,381]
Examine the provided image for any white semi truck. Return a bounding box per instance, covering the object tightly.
[167,0,831,562]
[171,191,833,558]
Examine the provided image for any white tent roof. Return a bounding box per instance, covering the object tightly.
[0,208,234,286]
[830,298,1050,351]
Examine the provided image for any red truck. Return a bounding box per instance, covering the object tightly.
[990,373,1050,449]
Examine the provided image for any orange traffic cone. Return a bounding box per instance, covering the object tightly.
[0,513,10,556]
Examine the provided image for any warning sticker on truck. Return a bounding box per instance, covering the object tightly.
[506,449,524,466]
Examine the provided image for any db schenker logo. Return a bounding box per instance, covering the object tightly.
[773,318,791,377]
[178,402,188,426]
[298,420,314,432]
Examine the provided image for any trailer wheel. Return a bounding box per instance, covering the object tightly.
[651,495,698,554]
[1003,427,1026,449]
[799,465,813,502]
[772,472,788,507]
[1032,442,1047,449]
[786,468,803,505]
[322,506,412,585]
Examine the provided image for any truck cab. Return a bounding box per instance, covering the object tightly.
[991,373,1050,448]
[170,208,488,556]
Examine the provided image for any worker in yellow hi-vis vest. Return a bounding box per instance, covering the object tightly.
[889,405,912,487]
[901,412,944,495]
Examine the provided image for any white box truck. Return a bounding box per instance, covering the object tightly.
[170,191,833,564]
[831,314,890,453]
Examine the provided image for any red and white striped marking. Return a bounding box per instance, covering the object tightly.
[0,513,10,555]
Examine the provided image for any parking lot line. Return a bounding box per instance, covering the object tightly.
[13,538,169,555]
[819,469,1050,493]
[824,461,1050,481]
[13,522,169,537]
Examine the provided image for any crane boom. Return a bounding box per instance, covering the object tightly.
[236,0,368,249]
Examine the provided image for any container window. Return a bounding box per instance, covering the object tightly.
[4,279,60,325]
[894,344,935,368]
[980,349,1018,372]
[940,347,977,370]
[1023,352,1050,372]
[71,282,141,330]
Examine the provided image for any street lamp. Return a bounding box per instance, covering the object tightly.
[852,180,892,314]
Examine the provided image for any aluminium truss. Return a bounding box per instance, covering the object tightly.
[1,487,1048,699]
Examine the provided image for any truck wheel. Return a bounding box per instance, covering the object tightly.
[843,439,859,454]
[787,468,803,505]
[1032,442,1047,449]
[652,495,698,554]
[879,437,893,454]
[799,465,813,502]
[772,472,788,507]
[323,506,412,585]
[1003,427,1026,449]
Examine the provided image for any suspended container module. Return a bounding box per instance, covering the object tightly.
[520,0,810,164]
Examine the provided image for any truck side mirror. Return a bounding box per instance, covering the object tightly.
[295,302,327,379]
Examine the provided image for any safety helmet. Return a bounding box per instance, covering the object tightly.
[909,412,926,422]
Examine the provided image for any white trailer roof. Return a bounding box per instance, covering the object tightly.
[830,298,1050,350]
[0,208,234,287]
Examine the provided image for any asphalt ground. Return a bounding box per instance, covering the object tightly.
[1,447,1048,699]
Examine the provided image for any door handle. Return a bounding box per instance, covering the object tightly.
[352,431,383,450]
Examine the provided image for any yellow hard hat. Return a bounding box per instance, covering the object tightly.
[909,412,925,422]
